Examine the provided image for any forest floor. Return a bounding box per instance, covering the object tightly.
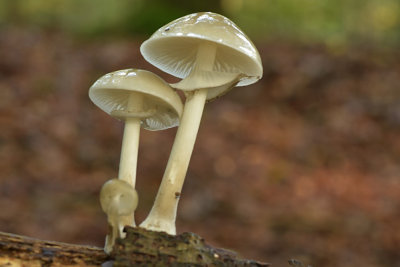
[0,27,399,266]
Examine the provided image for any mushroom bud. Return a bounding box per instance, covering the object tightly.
[89,69,183,227]
[140,12,263,234]
[100,179,138,253]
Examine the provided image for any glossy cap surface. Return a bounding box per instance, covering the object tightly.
[141,12,263,88]
[89,69,183,130]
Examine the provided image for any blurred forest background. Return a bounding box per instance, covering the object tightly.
[0,0,399,266]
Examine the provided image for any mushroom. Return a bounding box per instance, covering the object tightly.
[89,68,183,227]
[100,179,138,253]
[139,12,263,234]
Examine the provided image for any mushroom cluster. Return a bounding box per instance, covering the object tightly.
[89,12,262,253]
[89,69,183,251]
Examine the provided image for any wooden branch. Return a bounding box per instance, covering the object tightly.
[112,227,269,266]
[0,231,109,266]
[0,227,270,266]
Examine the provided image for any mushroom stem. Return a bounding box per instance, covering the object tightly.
[118,92,143,226]
[100,179,138,253]
[140,43,216,234]
[105,201,125,253]
[118,92,143,186]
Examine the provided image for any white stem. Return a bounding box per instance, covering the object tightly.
[118,93,143,186]
[140,42,217,234]
[119,119,140,185]
[118,92,143,226]
[104,220,117,254]
[104,213,126,254]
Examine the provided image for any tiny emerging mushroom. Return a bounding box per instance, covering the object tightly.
[89,69,183,228]
[100,179,138,253]
[139,12,263,235]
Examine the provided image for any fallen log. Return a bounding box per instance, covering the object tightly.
[0,227,269,266]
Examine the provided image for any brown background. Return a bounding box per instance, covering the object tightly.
[0,25,399,266]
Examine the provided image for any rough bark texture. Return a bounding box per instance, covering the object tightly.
[112,227,269,266]
[0,231,109,266]
[0,227,269,266]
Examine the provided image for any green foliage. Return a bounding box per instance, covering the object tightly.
[0,0,399,45]
[231,0,400,45]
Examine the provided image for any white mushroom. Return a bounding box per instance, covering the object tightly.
[89,69,183,227]
[139,12,263,234]
[100,179,138,253]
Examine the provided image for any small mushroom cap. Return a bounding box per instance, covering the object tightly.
[100,179,138,216]
[140,12,263,89]
[89,69,183,130]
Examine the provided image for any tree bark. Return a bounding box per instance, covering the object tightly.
[0,231,108,266]
[0,227,270,266]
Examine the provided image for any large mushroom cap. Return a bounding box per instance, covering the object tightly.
[89,69,183,130]
[140,12,263,88]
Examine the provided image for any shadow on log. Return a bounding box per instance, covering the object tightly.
[0,227,269,266]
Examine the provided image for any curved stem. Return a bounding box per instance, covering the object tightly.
[140,42,216,234]
[140,89,207,234]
